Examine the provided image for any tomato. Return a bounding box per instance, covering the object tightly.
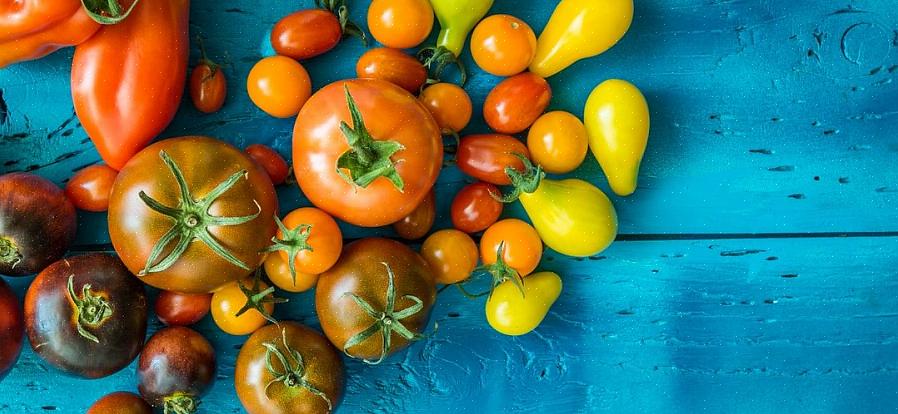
[483,72,551,134]
[264,253,319,293]
[418,83,472,133]
[0,277,23,382]
[108,136,279,293]
[235,322,344,414]
[72,0,189,170]
[486,271,561,336]
[421,229,478,284]
[293,79,442,227]
[584,79,650,196]
[356,47,428,93]
[247,56,312,118]
[456,134,530,185]
[470,14,536,76]
[0,173,76,276]
[498,155,618,257]
[156,291,212,326]
[211,277,284,336]
[268,207,343,280]
[189,40,227,114]
[479,218,542,290]
[64,164,117,212]
[271,2,365,61]
[0,4,99,69]
[429,0,494,56]
[393,190,436,240]
[87,392,152,414]
[316,238,435,364]
[450,181,503,233]
[526,111,588,174]
[245,144,290,185]
[138,326,216,414]
[367,0,434,49]
[24,254,147,378]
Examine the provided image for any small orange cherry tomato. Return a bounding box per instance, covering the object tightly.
[484,72,552,134]
[244,144,290,185]
[471,15,537,76]
[393,190,436,240]
[271,207,343,276]
[264,253,319,293]
[480,218,542,276]
[247,56,311,118]
[526,111,588,174]
[356,47,428,93]
[211,278,279,336]
[64,164,117,212]
[421,229,478,284]
[367,0,434,49]
[418,83,472,133]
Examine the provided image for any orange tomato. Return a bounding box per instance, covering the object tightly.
[480,218,542,276]
[421,229,478,284]
[273,208,343,276]
[418,83,472,133]
[367,0,434,49]
[210,278,277,336]
[356,47,428,93]
[64,164,117,212]
[247,56,311,118]
[526,111,588,174]
[263,253,319,293]
[471,14,536,76]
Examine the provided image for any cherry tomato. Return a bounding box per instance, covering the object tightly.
[471,14,537,76]
[244,144,290,185]
[271,4,365,61]
[264,253,319,293]
[356,47,428,93]
[526,110,588,174]
[418,83,472,133]
[65,164,117,212]
[247,56,312,118]
[421,229,478,284]
[457,134,530,185]
[87,392,152,414]
[393,190,436,240]
[480,218,542,276]
[189,60,226,114]
[0,277,23,382]
[270,207,343,277]
[155,291,212,326]
[484,72,551,134]
[138,326,216,413]
[450,181,503,233]
[211,277,280,336]
[367,0,434,49]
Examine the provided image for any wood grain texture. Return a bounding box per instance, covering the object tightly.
[1,0,897,413]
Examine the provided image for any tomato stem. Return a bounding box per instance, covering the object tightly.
[263,216,314,286]
[137,150,261,276]
[495,153,544,203]
[262,327,334,411]
[195,35,221,82]
[80,0,140,25]
[457,242,526,299]
[66,275,112,344]
[163,392,198,414]
[316,0,368,46]
[0,237,22,270]
[417,46,468,86]
[341,263,426,365]
[235,269,287,324]
[336,86,406,191]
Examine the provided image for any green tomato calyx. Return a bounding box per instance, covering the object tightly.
[458,241,526,299]
[80,0,140,25]
[316,0,367,46]
[0,237,22,269]
[67,275,113,344]
[138,150,261,276]
[341,263,426,365]
[163,392,198,414]
[262,327,334,411]
[336,86,406,192]
[263,216,314,286]
[417,46,468,86]
[496,153,545,203]
[235,269,287,324]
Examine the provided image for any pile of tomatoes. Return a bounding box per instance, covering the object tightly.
[0,0,648,412]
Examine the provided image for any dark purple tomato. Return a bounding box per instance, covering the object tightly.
[155,291,212,326]
[24,253,147,378]
[87,392,152,414]
[0,277,23,382]
[138,326,216,414]
[0,173,77,276]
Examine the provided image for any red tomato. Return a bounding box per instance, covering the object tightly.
[189,62,226,114]
[471,14,537,76]
[418,83,472,133]
[244,144,290,185]
[356,47,428,93]
[155,291,212,326]
[392,190,436,240]
[65,164,117,212]
[271,4,365,60]
[451,181,503,233]
[483,72,552,134]
[367,0,434,49]
[457,134,530,185]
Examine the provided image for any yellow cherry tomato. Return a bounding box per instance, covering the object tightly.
[211,278,277,336]
[530,0,633,78]
[526,111,588,174]
[470,14,537,76]
[264,253,319,293]
[247,55,312,118]
[486,271,562,336]
[584,79,650,196]
[421,229,478,284]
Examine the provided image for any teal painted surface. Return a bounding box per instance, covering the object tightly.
[1,0,898,413]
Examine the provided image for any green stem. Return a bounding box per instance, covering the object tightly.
[163,392,198,414]
[457,242,525,299]
[262,327,333,411]
[336,86,406,191]
[0,237,22,269]
[263,216,314,286]
[417,46,468,86]
[195,35,221,80]
[235,269,287,324]
[494,153,544,203]
[80,0,140,25]
[316,0,367,46]
[67,275,112,343]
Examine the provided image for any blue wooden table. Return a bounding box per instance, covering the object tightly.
[2,0,898,412]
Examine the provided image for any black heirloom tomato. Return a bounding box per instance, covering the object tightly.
[138,326,216,414]
[24,253,147,378]
[0,277,23,382]
[87,392,153,414]
[316,238,436,364]
[0,172,76,276]
[236,322,344,414]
